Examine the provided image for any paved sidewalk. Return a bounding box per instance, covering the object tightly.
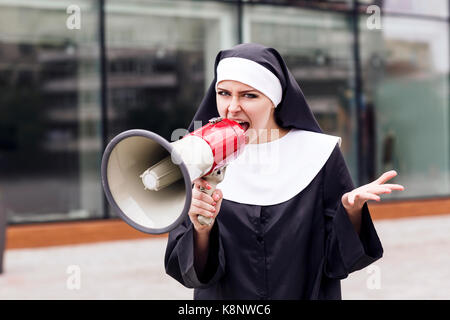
[0,214,449,300]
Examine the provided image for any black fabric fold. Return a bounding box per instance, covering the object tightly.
[164,218,225,289]
[323,144,383,280]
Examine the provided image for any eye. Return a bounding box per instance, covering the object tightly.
[217,91,230,96]
[244,93,258,99]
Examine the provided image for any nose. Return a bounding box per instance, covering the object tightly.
[228,95,242,113]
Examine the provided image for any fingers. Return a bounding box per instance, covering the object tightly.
[348,173,405,207]
[193,187,215,205]
[366,184,404,196]
[212,189,224,212]
[190,205,215,219]
[211,189,222,202]
[189,200,216,230]
[368,185,394,194]
[189,184,223,230]
[193,178,212,191]
[381,183,405,191]
[350,186,390,204]
[358,192,381,202]
[375,170,398,185]
[349,192,380,205]
[190,191,216,219]
[192,198,216,213]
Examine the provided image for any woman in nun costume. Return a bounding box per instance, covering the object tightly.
[165,43,404,300]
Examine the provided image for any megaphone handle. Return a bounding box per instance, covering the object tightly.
[197,166,227,226]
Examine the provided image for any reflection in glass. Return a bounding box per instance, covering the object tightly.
[0,1,103,223]
[360,16,450,198]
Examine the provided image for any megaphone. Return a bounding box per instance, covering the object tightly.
[101,117,246,234]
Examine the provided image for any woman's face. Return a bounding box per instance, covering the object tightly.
[216,80,282,144]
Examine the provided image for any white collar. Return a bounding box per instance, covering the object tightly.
[216,129,341,205]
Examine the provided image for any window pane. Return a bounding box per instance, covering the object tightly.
[359,16,450,198]
[105,0,238,217]
[0,0,103,223]
[243,5,359,182]
[105,0,238,141]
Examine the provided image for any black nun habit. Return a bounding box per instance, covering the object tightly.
[164,43,383,300]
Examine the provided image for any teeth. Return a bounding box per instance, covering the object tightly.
[230,119,247,125]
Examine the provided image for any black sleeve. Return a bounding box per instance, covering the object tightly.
[164,216,225,288]
[322,143,383,279]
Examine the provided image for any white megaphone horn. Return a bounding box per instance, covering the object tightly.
[101,117,246,234]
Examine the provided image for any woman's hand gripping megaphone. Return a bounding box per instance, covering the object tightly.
[189,166,226,232]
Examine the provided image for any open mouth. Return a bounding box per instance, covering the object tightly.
[235,120,250,132]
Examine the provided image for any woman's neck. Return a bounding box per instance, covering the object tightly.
[246,126,290,144]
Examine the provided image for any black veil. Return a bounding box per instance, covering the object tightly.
[187,43,323,134]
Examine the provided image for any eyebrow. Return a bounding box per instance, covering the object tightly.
[217,87,258,93]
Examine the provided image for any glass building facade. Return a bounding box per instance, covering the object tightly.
[0,0,448,224]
